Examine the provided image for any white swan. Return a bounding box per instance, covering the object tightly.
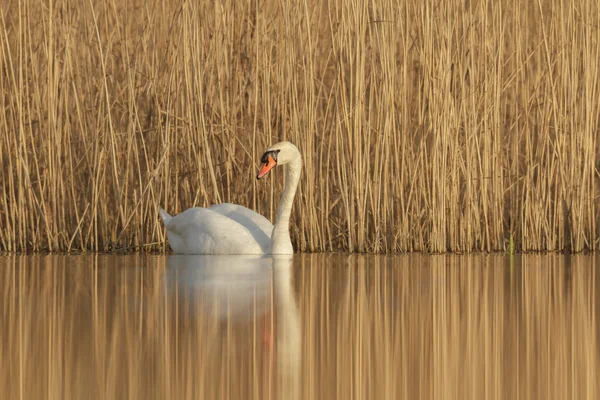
[158,141,301,254]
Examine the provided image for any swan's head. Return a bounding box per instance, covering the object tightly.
[257,141,300,180]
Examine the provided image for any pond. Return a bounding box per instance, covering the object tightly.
[1,254,598,399]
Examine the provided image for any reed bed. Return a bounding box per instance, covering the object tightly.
[0,0,599,253]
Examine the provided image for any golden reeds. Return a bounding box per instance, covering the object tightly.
[0,0,598,253]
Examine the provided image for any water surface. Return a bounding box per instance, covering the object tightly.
[1,254,598,399]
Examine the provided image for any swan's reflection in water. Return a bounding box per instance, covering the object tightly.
[165,255,301,400]
[165,255,274,322]
[272,256,301,400]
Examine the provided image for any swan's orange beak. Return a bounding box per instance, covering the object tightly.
[257,156,276,179]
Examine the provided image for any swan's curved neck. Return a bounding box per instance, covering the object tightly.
[271,157,301,254]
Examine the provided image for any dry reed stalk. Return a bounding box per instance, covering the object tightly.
[0,0,598,253]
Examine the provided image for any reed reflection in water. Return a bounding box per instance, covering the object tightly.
[0,254,598,399]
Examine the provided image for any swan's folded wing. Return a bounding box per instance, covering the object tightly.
[209,203,273,238]
[164,207,268,254]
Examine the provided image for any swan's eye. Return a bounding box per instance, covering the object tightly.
[260,150,279,164]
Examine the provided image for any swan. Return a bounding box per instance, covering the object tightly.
[158,141,301,254]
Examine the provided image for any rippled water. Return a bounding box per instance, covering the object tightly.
[0,254,598,399]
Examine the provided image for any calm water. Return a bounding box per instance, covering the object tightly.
[0,254,598,400]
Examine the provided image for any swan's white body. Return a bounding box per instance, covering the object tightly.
[159,141,301,255]
[159,203,273,254]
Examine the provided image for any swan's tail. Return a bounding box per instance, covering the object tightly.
[158,206,172,225]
